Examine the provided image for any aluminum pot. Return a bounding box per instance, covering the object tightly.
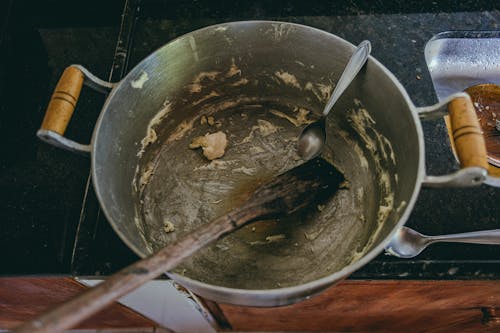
[38,21,488,307]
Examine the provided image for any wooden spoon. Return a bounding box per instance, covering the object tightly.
[15,157,344,333]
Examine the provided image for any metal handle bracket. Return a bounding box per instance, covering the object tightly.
[36,65,117,154]
[423,167,487,187]
[417,92,489,187]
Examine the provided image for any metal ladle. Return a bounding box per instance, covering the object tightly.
[385,226,500,258]
[297,40,372,160]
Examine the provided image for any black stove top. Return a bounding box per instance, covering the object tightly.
[1,0,499,279]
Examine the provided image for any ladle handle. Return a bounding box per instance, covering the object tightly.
[322,40,371,116]
[15,156,340,332]
[13,213,241,333]
[446,96,489,169]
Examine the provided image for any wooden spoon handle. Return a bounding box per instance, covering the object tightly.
[13,213,242,333]
[447,96,489,169]
[40,66,84,135]
[14,157,343,333]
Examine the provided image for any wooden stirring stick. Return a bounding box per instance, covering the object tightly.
[15,157,344,333]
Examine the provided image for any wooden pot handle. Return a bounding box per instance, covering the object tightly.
[40,66,84,135]
[447,96,489,169]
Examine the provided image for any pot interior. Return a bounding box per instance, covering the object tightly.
[93,22,421,293]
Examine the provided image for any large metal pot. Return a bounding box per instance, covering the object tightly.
[38,21,488,306]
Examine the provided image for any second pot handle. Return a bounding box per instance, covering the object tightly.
[446,96,489,169]
[40,67,84,136]
[417,92,488,187]
[37,65,115,154]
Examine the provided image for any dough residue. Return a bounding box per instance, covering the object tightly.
[193,90,220,106]
[238,119,280,144]
[137,101,173,157]
[256,119,279,136]
[131,71,149,89]
[163,220,175,233]
[166,118,197,144]
[139,162,155,192]
[187,71,220,93]
[189,131,228,160]
[305,82,333,102]
[270,108,313,127]
[193,159,237,171]
[226,59,242,77]
[230,78,249,87]
[232,166,257,176]
[274,71,301,89]
[346,98,398,264]
[265,234,286,243]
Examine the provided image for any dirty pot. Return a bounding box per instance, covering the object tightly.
[38,21,488,306]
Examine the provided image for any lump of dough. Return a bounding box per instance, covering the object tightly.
[189,131,228,160]
[163,220,175,233]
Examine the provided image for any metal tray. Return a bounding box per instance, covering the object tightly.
[425,31,500,187]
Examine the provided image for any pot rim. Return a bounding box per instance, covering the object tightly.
[90,20,425,306]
